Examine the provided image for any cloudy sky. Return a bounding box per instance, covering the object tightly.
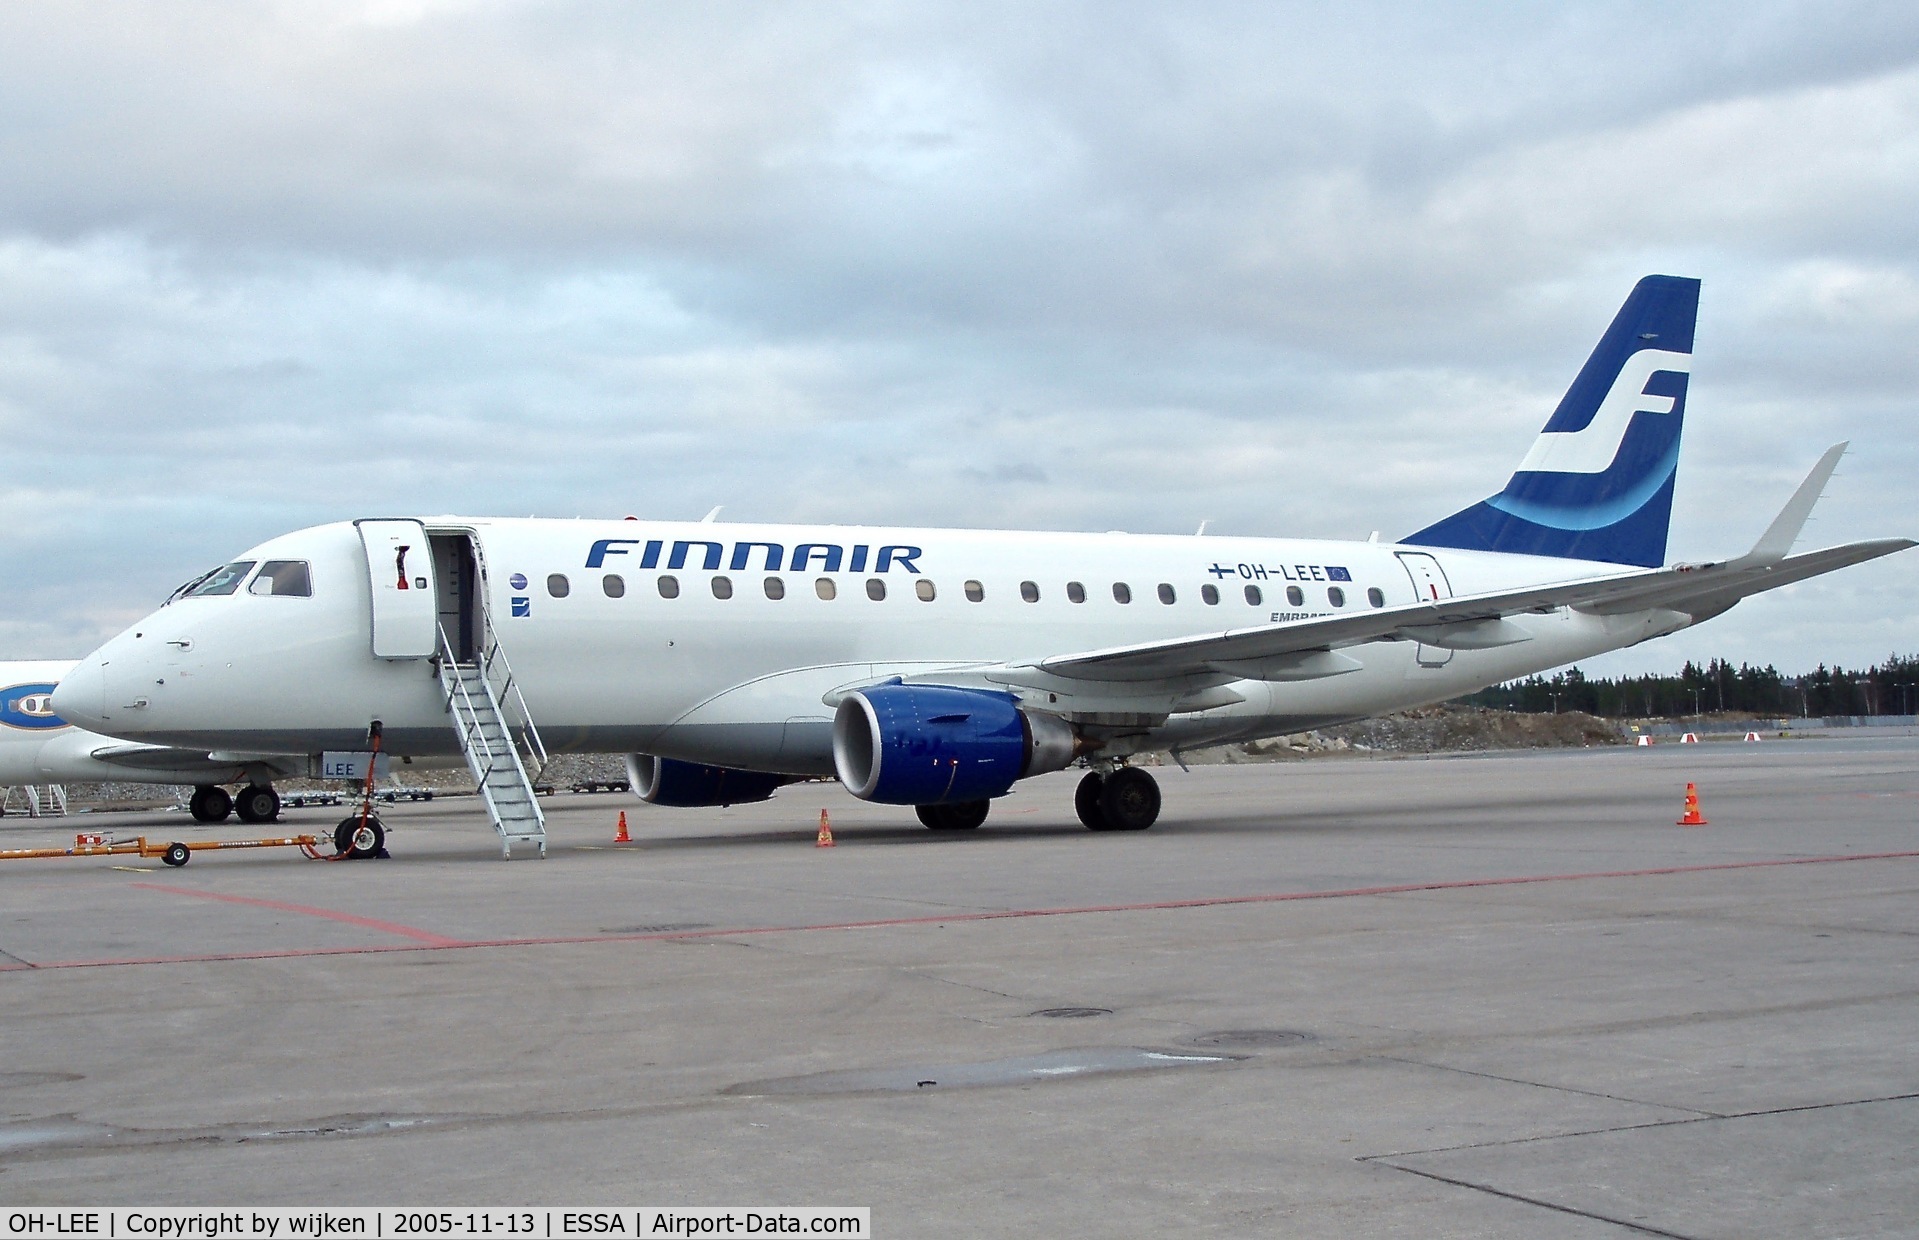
[1,1,1913,679]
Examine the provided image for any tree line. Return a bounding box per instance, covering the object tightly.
[1459,653,1919,719]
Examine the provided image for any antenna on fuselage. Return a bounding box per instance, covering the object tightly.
[1195,520,1210,536]
[700,506,724,523]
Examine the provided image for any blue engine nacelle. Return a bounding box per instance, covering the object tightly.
[626,754,788,807]
[831,683,1081,805]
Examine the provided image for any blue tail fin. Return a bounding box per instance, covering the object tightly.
[1403,275,1700,568]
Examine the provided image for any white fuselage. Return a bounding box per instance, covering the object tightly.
[0,660,256,788]
[52,518,1686,774]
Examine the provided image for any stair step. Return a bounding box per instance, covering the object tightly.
[439,654,546,855]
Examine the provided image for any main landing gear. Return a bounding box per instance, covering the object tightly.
[1075,767,1161,831]
[235,785,281,824]
[188,784,282,824]
[912,768,1164,833]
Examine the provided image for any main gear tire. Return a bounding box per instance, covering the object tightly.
[1098,767,1161,831]
[189,785,232,824]
[234,785,280,824]
[1075,772,1112,830]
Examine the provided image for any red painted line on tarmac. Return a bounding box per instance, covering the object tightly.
[128,882,464,946]
[4,848,1915,973]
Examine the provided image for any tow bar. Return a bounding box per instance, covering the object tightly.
[0,832,324,867]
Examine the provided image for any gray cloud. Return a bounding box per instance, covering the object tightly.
[0,1,1913,676]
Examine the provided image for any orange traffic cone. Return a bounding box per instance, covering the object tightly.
[816,809,835,848]
[614,811,630,843]
[1677,782,1708,826]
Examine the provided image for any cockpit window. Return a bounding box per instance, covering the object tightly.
[248,560,312,597]
[183,561,257,598]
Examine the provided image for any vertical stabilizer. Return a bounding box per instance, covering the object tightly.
[1404,275,1700,567]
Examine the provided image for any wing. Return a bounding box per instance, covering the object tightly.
[1029,444,1910,685]
[1029,538,1909,684]
[86,743,297,777]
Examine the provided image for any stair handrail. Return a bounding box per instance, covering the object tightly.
[437,623,545,841]
[480,634,549,779]
[462,536,550,780]
[438,626,504,787]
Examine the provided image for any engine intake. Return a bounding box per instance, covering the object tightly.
[832,684,1082,805]
[626,755,788,807]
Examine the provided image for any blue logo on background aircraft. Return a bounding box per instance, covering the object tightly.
[1404,275,1701,568]
[1,683,68,730]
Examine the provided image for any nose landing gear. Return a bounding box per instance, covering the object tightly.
[1076,766,1161,831]
[334,815,387,859]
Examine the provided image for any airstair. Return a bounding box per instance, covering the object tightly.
[438,627,549,859]
[2,785,68,818]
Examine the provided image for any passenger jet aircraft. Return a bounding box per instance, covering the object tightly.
[1,660,298,821]
[50,277,1913,848]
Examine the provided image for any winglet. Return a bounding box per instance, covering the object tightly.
[1740,443,1847,565]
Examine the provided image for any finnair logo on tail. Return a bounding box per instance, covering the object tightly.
[1517,348,1691,476]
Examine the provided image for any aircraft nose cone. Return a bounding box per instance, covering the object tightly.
[50,662,107,729]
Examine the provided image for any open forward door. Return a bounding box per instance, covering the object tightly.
[356,519,438,659]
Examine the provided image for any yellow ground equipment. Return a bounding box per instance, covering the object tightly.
[0,832,323,867]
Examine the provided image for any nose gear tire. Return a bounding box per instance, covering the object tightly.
[334,816,386,859]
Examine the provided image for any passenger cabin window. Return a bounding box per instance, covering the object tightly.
[1157,583,1176,605]
[547,574,570,598]
[916,579,936,602]
[1066,581,1086,603]
[1113,582,1132,604]
[764,577,785,600]
[816,578,837,600]
[1244,584,1262,606]
[866,578,886,601]
[1201,584,1220,605]
[186,561,256,598]
[248,560,311,597]
[1286,586,1304,606]
[712,576,734,599]
[602,574,625,599]
[1367,587,1385,608]
[1327,586,1346,607]
[964,580,984,602]
[1020,581,1040,603]
[658,575,680,599]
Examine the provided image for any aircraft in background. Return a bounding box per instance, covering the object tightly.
[1,660,298,822]
[50,277,1914,857]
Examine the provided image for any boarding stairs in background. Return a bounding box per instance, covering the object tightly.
[439,628,548,859]
[2,785,68,818]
